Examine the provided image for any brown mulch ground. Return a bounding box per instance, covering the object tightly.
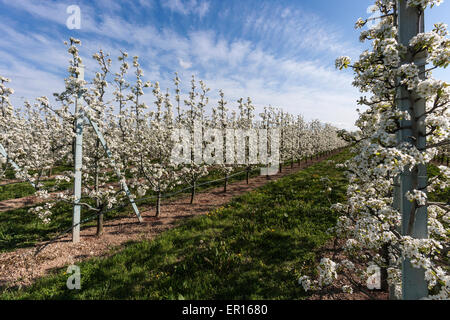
[0,194,46,212]
[0,153,337,290]
[307,238,389,300]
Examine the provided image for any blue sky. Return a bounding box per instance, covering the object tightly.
[0,0,449,130]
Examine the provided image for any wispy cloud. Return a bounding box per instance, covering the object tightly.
[162,0,210,18]
[0,0,69,25]
[241,4,360,59]
[0,0,363,130]
[178,58,192,69]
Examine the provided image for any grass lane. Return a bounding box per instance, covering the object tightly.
[0,151,349,299]
[2,149,446,299]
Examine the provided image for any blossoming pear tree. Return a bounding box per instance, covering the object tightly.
[178,75,209,204]
[237,97,258,183]
[215,90,235,192]
[129,81,182,217]
[300,0,449,300]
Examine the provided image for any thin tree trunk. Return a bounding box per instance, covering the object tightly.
[380,244,389,292]
[246,167,250,184]
[190,180,196,204]
[95,140,103,236]
[97,211,104,236]
[156,190,161,217]
[224,173,228,193]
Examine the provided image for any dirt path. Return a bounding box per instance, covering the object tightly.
[0,194,45,212]
[307,238,389,300]
[0,152,338,289]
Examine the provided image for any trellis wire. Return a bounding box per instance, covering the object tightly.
[34,166,260,255]
[32,147,342,255]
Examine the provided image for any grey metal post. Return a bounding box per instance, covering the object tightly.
[72,65,85,243]
[396,0,428,300]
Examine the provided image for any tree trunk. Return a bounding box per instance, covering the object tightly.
[380,244,389,292]
[224,173,228,193]
[156,190,161,217]
[246,168,250,184]
[190,180,196,204]
[97,211,104,236]
[95,140,103,236]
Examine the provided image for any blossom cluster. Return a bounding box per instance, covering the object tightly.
[301,0,449,299]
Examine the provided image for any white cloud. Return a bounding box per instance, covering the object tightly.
[196,1,210,18]
[242,4,361,58]
[281,8,291,18]
[161,0,210,18]
[0,49,65,108]
[178,58,192,69]
[197,67,359,131]
[0,0,68,25]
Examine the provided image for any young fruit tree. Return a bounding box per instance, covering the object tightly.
[129,80,182,217]
[177,75,209,204]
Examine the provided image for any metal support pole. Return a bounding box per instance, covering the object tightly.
[85,116,143,222]
[72,66,85,243]
[397,0,428,300]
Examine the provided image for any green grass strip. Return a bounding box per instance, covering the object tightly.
[1,151,350,299]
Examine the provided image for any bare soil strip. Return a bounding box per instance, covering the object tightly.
[307,238,389,300]
[0,154,335,290]
[0,194,45,212]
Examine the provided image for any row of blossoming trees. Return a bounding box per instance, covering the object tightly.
[0,39,346,232]
[300,0,449,300]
